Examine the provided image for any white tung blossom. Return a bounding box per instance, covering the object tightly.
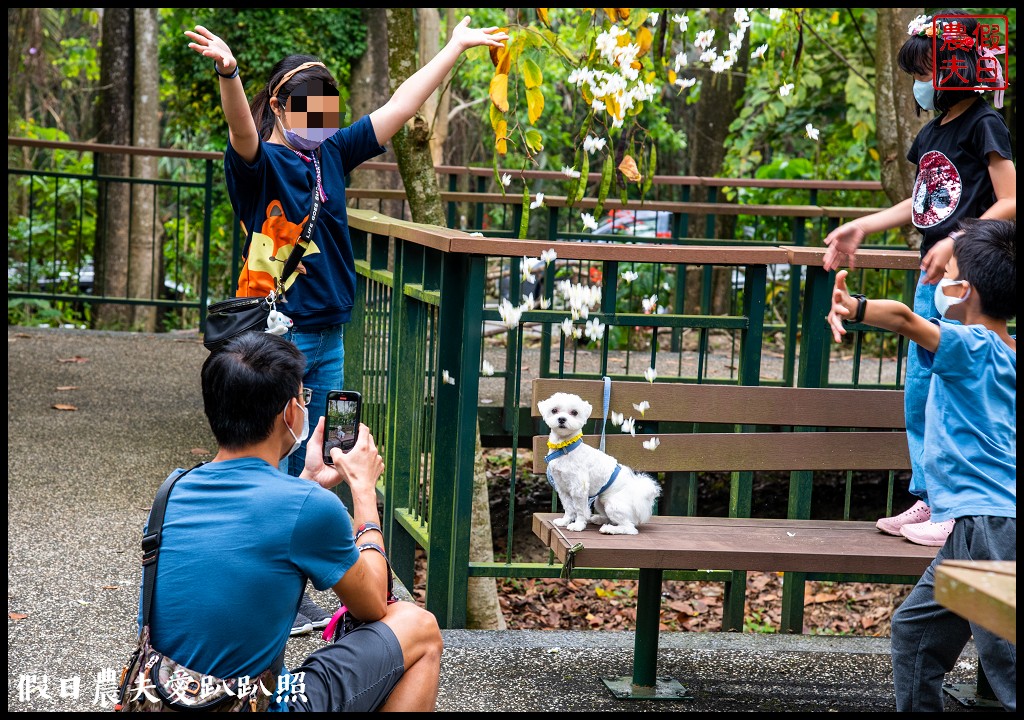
[674,51,688,72]
[643,437,661,451]
[671,13,689,33]
[806,123,820,141]
[621,417,637,436]
[561,165,581,179]
[644,366,658,383]
[583,135,607,154]
[695,29,716,50]
[540,248,557,265]
[621,270,639,284]
[675,77,697,90]
[610,411,624,426]
[521,256,541,282]
[581,213,598,231]
[648,11,659,26]
[584,318,606,342]
[560,317,574,336]
[751,43,768,60]
[642,294,659,314]
[500,173,512,187]
[633,400,650,417]
[497,299,523,329]
[521,293,536,312]
[481,360,495,377]
[699,47,718,64]
[442,370,456,386]
[779,82,795,97]
[530,193,546,210]
[591,98,606,113]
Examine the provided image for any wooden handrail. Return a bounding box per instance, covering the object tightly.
[347,208,918,269]
[8,136,221,161]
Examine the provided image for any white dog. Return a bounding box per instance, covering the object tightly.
[538,392,661,535]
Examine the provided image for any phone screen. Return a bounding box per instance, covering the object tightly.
[324,393,360,464]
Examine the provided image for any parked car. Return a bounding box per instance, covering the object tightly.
[591,209,673,239]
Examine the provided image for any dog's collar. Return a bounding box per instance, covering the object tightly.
[547,431,584,451]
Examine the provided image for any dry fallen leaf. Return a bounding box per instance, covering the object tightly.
[52,404,78,411]
[618,155,642,183]
[102,585,119,590]
[57,355,90,363]
[56,386,79,391]
[190,448,210,455]
[9,612,28,620]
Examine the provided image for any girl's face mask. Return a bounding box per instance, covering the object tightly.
[275,79,341,151]
[913,79,936,111]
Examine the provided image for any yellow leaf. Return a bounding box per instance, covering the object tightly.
[496,119,508,155]
[830,11,839,23]
[868,148,880,161]
[617,8,631,21]
[526,86,545,125]
[536,8,549,26]
[488,28,510,68]
[618,154,642,183]
[523,58,543,89]
[490,74,509,113]
[605,94,621,121]
[603,8,618,23]
[668,69,677,85]
[636,26,653,57]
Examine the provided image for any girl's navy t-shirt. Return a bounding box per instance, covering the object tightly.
[907,98,1013,256]
[225,115,385,329]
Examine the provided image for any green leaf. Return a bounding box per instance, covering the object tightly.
[642,145,656,197]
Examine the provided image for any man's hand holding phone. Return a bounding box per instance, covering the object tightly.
[302,419,383,493]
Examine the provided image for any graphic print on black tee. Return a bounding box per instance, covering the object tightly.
[912,151,962,229]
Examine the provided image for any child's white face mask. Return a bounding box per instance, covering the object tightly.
[934,278,970,318]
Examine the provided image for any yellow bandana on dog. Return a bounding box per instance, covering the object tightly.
[547,431,584,451]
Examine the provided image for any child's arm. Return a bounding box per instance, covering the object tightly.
[920,152,1017,283]
[828,270,940,352]
[185,25,260,163]
[822,199,913,272]
[369,16,507,146]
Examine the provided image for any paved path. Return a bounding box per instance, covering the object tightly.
[7,326,981,712]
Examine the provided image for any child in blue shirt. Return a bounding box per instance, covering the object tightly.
[829,218,1016,712]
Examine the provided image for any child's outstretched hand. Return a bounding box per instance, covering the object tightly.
[827,270,856,343]
[822,223,865,272]
[185,25,237,75]
[451,16,509,52]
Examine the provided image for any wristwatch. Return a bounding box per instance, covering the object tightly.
[849,294,867,324]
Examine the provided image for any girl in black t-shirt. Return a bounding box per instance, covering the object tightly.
[821,11,1015,547]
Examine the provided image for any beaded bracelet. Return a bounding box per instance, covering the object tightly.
[215,64,239,79]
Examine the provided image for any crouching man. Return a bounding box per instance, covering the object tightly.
[136,332,442,711]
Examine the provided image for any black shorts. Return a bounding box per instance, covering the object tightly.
[279,621,405,712]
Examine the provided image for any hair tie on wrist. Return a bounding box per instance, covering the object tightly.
[215,64,239,79]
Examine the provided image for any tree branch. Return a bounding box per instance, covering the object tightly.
[802,17,874,90]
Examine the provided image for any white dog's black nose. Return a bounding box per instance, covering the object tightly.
[557,416,566,426]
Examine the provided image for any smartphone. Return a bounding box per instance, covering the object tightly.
[323,390,362,465]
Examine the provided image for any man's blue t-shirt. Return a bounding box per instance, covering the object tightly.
[918,322,1016,522]
[144,458,359,683]
[225,115,385,329]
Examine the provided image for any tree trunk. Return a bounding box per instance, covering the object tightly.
[466,424,507,630]
[417,8,452,167]
[348,9,405,221]
[685,9,749,315]
[94,7,133,329]
[129,8,161,331]
[385,7,505,628]
[875,8,928,250]
[385,7,445,227]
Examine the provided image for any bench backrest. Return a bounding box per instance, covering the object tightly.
[531,379,908,475]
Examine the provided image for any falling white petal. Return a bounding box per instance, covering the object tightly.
[779,82,795,97]
[644,367,658,383]
[621,270,639,284]
[621,417,636,436]
[500,173,512,187]
[805,123,820,141]
[530,193,546,210]
[560,317,574,336]
[752,43,768,60]
[643,437,661,451]
[581,213,598,231]
[481,360,495,376]
[561,165,582,179]
[610,411,624,426]
[442,370,455,385]
[633,401,650,417]
[540,248,557,264]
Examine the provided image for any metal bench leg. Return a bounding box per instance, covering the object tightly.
[943,660,1003,708]
[601,568,693,700]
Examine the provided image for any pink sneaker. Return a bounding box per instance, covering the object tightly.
[875,500,931,536]
[900,518,955,547]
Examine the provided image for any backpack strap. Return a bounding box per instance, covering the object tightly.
[139,464,205,629]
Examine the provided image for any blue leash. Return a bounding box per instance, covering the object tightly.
[599,375,611,453]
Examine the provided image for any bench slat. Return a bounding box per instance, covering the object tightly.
[531,432,909,474]
[533,513,936,576]
[532,379,906,428]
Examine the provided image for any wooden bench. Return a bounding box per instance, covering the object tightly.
[530,378,938,699]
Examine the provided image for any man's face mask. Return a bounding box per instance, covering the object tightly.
[278,79,341,151]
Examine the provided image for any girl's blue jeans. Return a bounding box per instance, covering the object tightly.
[283,324,345,477]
